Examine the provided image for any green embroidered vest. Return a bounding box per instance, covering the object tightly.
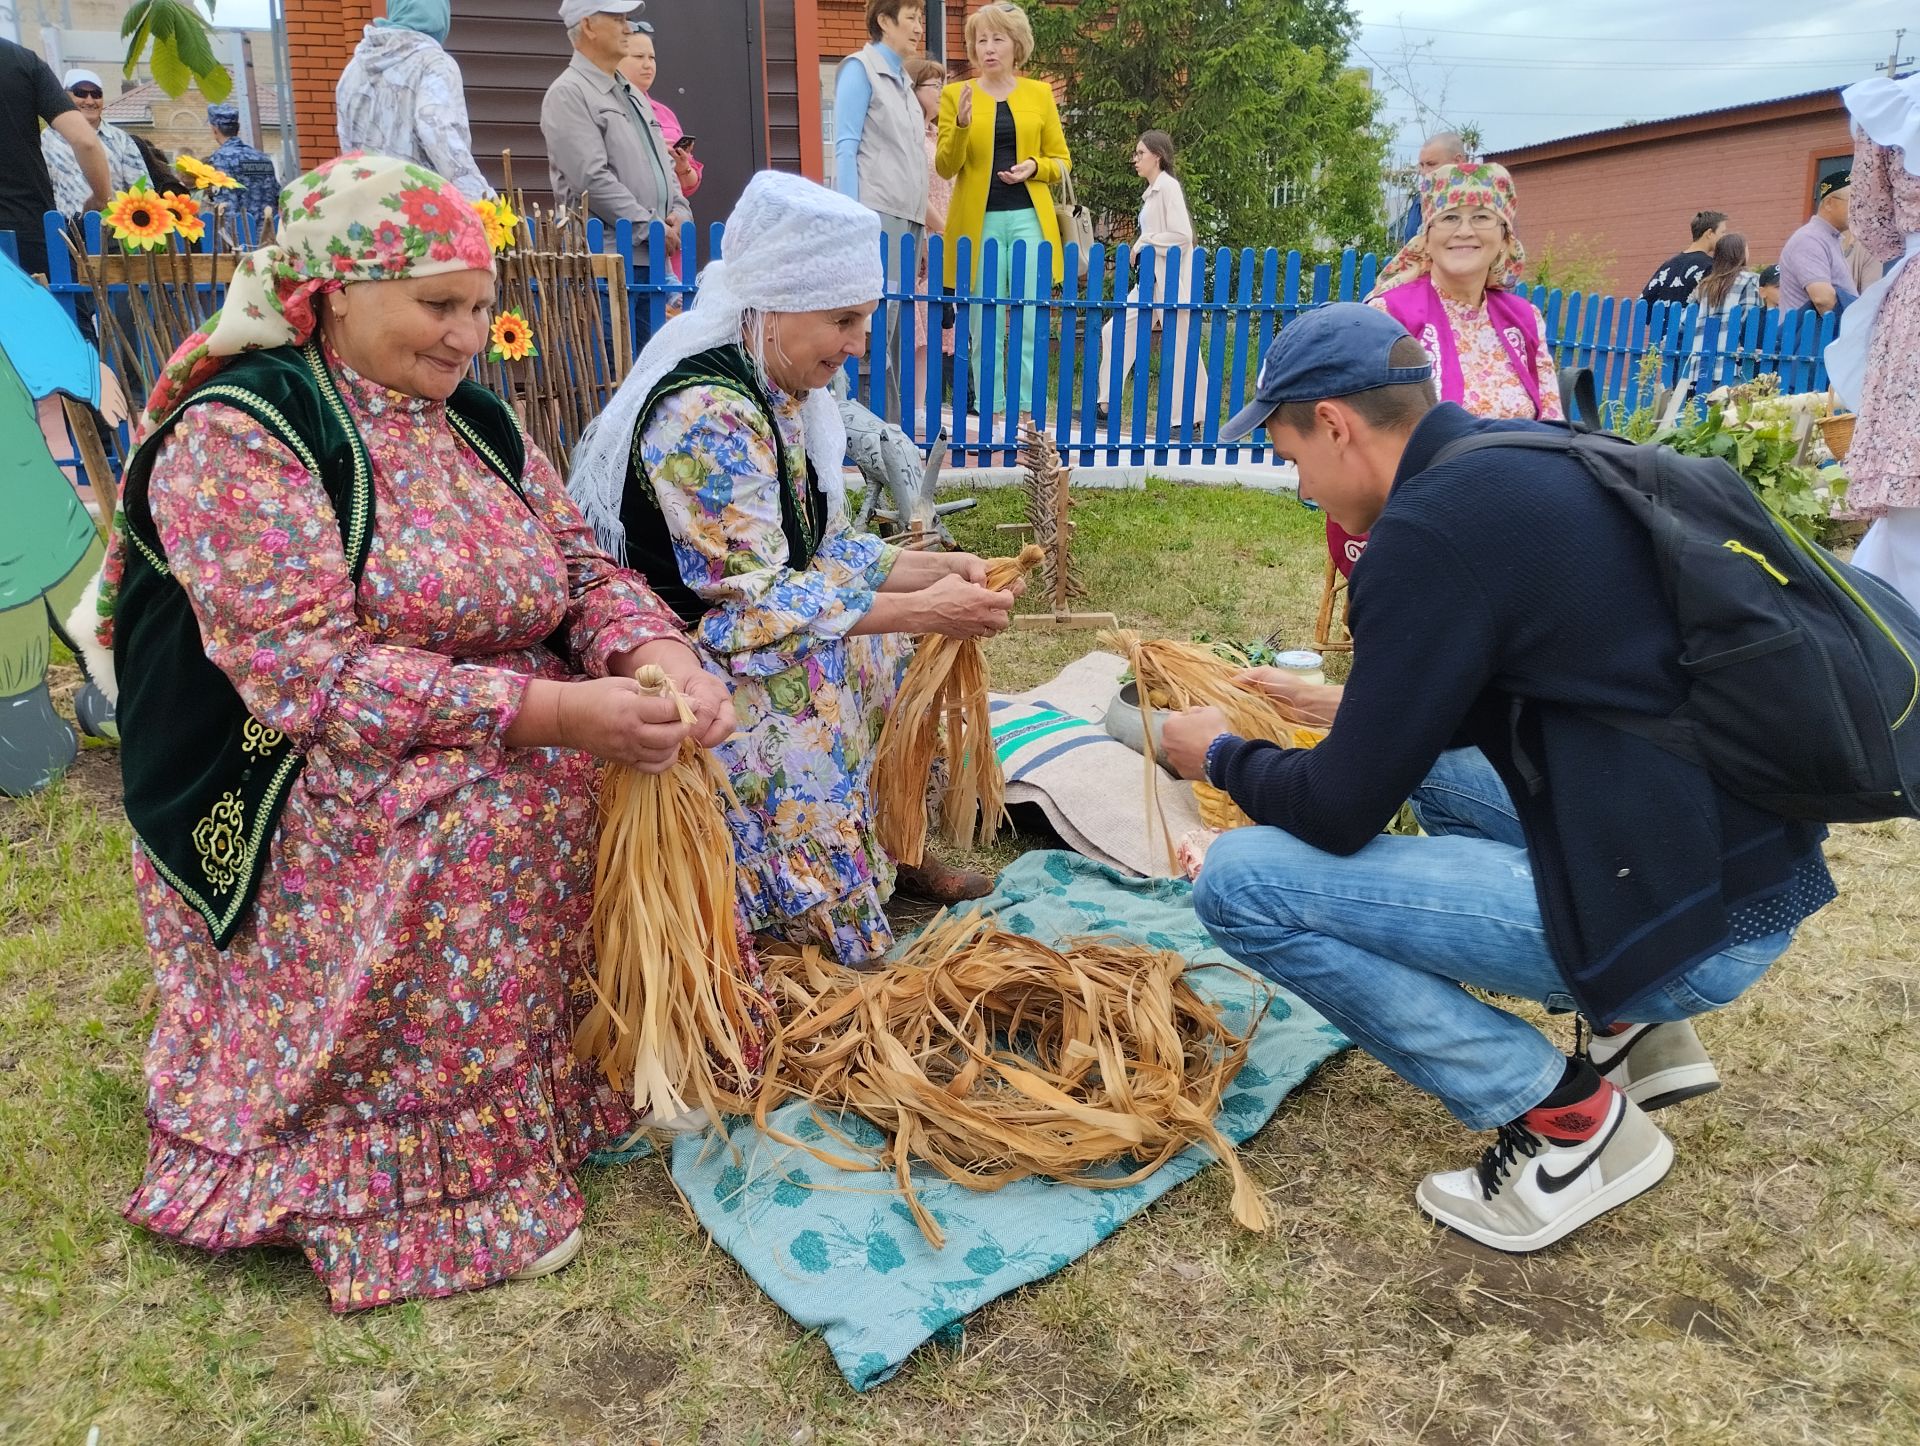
[116,341,531,948]
[620,343,826,624]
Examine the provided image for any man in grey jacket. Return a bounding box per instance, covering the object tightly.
[541,0,690,347]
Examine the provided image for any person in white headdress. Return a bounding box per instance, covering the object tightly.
[1826,73,1920,616]
[570,170,1019,964]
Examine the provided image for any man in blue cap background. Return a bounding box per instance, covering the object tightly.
[1159,302,1835,1254]
[205,102,281,239]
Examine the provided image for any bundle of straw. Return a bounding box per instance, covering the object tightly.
[756,912,1271,1248]
[1100,630,1330,855]
[874,545,1046,865]
[576,666,767,1127]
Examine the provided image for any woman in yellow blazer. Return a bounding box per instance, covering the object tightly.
[935,1,1071,419]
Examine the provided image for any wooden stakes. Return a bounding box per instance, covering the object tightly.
[1005,423,1116,631]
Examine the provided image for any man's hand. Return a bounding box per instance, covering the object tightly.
[1234,667,1341,726]
[1161,705,1232,782]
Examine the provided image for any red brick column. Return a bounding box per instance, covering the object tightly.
[285,0,381,172]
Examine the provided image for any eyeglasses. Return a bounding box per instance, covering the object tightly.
[1430,210,1502,234]
[627,18,653,33]
[70,86,104,99]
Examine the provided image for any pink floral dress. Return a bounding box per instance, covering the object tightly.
[123,354,701,1312]
[1367,290,1564,422]
[1844,138,1920,516]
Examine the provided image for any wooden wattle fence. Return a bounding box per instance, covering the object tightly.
[47,206,633,494]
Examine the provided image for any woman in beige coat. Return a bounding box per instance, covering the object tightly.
[1098,131,1209,430]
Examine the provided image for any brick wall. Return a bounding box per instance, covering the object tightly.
[816,1,989,71]
[286,0,380,171]
[1495,105,1854,299]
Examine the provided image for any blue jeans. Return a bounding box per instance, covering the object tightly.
[1192,748,1793,1129]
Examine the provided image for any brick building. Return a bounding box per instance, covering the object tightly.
[1489,88,1856,300]
[281,0,991,221]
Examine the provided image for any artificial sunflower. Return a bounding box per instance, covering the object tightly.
[104,182,176,252]
[163,192,206,244]
[176,155,241,191]
[488,309,538,363]
[472,195,521,254]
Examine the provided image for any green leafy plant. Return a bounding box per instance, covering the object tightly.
[123,0,232,103]
[1659,377,1849,545]
[1601,365,1849,544]
[1025,0,1390,257]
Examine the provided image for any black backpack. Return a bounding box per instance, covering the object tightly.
[1432,424,1920,823]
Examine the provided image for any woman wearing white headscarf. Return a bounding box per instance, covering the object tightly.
[571,171,1019,965]
[1827,73,1920,615]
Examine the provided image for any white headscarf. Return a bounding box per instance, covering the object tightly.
[569,170,884,559]
[1843,74,1920,179]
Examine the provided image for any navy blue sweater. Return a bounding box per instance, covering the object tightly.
[1207,404,1834,1021]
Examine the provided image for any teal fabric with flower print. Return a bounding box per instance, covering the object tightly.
[669,849,1349,1391]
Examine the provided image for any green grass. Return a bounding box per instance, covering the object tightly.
[4,484,1918,1444]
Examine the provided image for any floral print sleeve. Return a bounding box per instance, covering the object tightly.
[512,439,687,675]
[150,402,534,781]
[639,384,897,678]
[1849,139,1900,265]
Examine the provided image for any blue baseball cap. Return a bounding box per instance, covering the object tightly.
[207,103,240,127]
[1218,303,1432,443]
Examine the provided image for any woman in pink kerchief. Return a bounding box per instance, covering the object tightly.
[107,154,763,1311]
[1318,163,1563,578]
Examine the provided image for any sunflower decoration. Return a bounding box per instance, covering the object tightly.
[471,196,522,254]
[177,155,242,191]
[488,309,538,363]
[162,191,206,245]
[104,181,177,252]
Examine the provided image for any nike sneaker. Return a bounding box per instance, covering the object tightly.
[1416,1079,1673,1253]
[1585,1020,1720,1111]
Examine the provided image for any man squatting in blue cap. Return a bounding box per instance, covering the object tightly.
[1159,305,1836,1252]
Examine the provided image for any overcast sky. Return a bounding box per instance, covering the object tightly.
[1351,1,1914,159]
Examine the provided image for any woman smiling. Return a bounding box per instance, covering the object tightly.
[111,154,740,1311]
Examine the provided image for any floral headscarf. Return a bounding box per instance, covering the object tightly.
[144,152,493,423]
[1368,161,1526,299]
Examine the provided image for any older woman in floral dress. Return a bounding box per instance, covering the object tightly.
[105,154,749,1311]
[572,171,1018,967]
[1338,162,1562,574]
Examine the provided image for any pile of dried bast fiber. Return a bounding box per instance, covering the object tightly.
[755,911,1271,1248]
[1101,629,1329,847]
[576,664,769,1131]
[874,545,1046,865]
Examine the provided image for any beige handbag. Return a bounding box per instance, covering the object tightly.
[1054,167,1094,282]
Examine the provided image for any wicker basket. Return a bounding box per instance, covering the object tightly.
[1194,781,1251,831]
[1820,387,1856,460]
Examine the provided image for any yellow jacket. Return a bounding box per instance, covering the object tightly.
[934,77,1072,290]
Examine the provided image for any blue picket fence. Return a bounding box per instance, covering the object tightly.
[33,208,1843,482]
[627,221,1843,469]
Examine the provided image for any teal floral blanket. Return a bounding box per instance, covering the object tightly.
[668,850,1350,1391]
